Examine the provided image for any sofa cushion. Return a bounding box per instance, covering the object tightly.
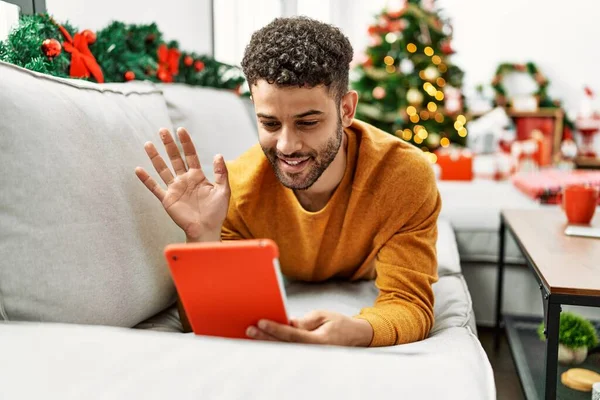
[438,180,543,264]
[159,84,258,181]
[0,61,184,326]
[0,320,495,400]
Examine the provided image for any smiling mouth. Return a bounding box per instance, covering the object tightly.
[278,157,311,173]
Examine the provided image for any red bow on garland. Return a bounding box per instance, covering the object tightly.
[57,25,104,83]
[157,44,181,83]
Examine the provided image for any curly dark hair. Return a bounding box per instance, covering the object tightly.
[241,17,354,103]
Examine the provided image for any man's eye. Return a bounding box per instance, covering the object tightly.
[262,121,280,128]
[298,121,318,126]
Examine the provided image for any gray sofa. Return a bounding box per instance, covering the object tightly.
[0,61,495,399]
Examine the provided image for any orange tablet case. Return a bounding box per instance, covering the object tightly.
[164,239,289,339]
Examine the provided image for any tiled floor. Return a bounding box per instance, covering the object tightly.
[478,327,525,400]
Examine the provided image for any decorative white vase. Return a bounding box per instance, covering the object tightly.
[557,344,588,365]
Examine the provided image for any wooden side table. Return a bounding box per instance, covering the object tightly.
[494,209,600,400]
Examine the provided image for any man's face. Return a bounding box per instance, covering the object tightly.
[252,80,343,190]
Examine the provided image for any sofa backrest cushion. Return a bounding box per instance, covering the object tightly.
[0,62,183,326]
[159,84,258,181]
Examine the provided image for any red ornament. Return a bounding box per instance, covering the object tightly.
[81,29,96,45]
[184,56,194,67]
[194,60,205,72]
[387,20,404,32]
[367,25,379,36]
[124,71,135,81]
[41,39,62,58]
[441,41,454,55]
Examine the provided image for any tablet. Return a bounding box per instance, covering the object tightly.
[164,239,289,339]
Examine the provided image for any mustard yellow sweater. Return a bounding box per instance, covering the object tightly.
[222,119,441,347]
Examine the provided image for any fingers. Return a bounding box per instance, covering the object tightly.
[144,141,175,185]
[256,320,322,344]
[291,311,328,331]
[246,326,280,342]
[213,154,230,188]
[160,128,187,176]
[135,167,166,201]
[177,128,201,170]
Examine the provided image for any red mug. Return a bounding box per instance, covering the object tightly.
[562,184,599,225]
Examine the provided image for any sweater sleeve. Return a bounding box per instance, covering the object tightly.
[355,186,441,347]
[221,198,252,241]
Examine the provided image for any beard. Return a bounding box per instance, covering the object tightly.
[262,121,344,191]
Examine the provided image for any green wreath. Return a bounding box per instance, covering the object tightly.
[491,62,555,107]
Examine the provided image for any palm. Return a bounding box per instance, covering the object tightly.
[162,169,229,238]
[136,128,231,241]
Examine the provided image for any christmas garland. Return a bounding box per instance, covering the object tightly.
[491,61,575,130]
[0,14,245,91]
[491,62,552,107]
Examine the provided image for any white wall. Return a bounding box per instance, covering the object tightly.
[337,0,600,117]
[45,0,212,54]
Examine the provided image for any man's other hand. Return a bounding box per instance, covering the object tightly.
[246,310,373,347]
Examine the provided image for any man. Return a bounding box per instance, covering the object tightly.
[135,17,440,347]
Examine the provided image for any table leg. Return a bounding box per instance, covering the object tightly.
[544,301,561,400]
[494,218,506,351]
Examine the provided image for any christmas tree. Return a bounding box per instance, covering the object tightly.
[352,0,466,155]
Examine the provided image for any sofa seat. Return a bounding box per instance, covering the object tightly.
[0,219,494,399]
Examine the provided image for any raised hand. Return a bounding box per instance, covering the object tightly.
[135,127,230,242]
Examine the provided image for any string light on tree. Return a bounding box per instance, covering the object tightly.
[427,102,437,112]
[431,55,442,65]
[384,55,395,65]
[440,137,451,147]
[423,66,439,81]
[406,43,417,53]
[436,77,446,87]
[372,86,386,99]
[407,88,424,105]
[435,91,444,100]
[399,58,414,74]
[406,106,417,116]
[385,32,398,43]
[428,132,441,147]
[424,46,434,56]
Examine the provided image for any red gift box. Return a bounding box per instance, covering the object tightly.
[514,116,556,166]
[436,149,473,181]
[511,169,600,204]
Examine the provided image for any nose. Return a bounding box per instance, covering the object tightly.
[276,126,303,156]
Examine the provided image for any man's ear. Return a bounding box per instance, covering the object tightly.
[340,90,358,128]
